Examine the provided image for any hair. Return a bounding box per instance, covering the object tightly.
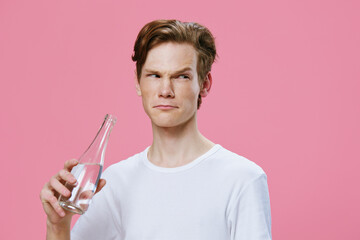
[132,19,217,109]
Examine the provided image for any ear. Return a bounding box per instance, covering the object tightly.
[200,72,212,98]
[134,71,142,96]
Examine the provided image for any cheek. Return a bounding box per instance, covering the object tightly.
[181,88,199,107]
[140,83,155,101]
[189,83,201,101]
[141,94,153,114]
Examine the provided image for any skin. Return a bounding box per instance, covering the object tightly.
[136,42,215,167]
[40,159,106,240]
[40,41,214,239]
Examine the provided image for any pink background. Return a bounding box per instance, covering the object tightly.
[1,0,359,239]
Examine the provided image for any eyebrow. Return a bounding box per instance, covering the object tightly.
[143,67,193,75]
[173,67,193,75]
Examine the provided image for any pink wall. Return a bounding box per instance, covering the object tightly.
[1,0,359,239]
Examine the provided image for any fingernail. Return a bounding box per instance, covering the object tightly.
[60,211,65,217]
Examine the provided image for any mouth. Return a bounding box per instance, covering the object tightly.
[153,105,178,110]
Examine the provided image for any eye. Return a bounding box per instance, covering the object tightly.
[148,74,160,78]
[177,75,190,79]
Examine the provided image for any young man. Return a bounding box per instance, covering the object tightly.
[40,19,272,240]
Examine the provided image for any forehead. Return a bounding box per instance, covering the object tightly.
[143,42,198,73]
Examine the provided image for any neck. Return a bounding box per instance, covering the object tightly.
[148,115,215,168]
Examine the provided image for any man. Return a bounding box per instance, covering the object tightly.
[40,19,272,240]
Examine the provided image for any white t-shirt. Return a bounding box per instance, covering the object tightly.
[71,145,272,240]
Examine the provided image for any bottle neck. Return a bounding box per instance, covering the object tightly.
[79,114,116,165]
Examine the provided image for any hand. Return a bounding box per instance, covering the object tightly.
[40,159,106,226]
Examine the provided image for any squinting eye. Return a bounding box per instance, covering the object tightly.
[148,74,160,78]
[178,75,189,79]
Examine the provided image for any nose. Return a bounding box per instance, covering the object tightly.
[159,77,174,98]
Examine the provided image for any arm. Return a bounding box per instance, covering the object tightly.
[46,217,71,240]
[228,174,272,240]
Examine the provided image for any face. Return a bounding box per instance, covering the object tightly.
[135,42,210,128]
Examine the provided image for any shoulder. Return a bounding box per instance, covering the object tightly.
[102,148,146,179]
[211,145,267,181]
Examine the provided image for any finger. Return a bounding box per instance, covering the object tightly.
[42,181,58,198]
[41,187,66,217]
[40,182,52,200]
[79,190,94,200]
[50,175,71,198]
[64,159,78,171]
[58,169,77,185]
[94,179,106,194]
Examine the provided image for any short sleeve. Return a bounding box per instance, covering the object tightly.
[228,173,272,240]
[71,170,122,240]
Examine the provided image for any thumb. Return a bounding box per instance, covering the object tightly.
[94,179,106,195]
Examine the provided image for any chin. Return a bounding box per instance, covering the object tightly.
[152,120,181,128]
[148,110,196,129]
[151,116,195,129]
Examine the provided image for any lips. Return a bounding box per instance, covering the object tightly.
[153,105,178,109]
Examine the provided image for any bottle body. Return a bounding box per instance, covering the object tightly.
[59,163,103,214]
[59,114,116,214]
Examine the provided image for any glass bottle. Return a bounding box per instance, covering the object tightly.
[58,114,117,214]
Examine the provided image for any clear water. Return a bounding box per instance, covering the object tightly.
[59,163,103,215]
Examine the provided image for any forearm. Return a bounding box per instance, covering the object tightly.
[46,219,71,240]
